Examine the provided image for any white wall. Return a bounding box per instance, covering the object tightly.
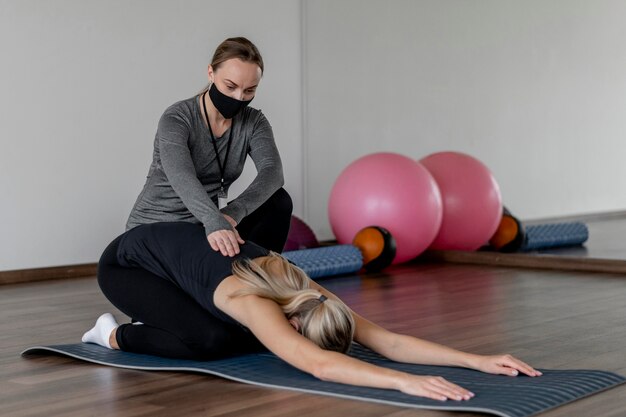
[4,0,626,271]
[0,0,302,271]
[304,0,626,239]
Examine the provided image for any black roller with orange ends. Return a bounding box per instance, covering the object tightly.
[489,207,525,252]
[352,226,397,272]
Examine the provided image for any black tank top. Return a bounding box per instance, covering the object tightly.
[116,222,269,325]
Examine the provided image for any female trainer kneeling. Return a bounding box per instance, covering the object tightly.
[125,36,291,256]
[83,222,542,402]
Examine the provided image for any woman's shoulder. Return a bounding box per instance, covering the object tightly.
[238,106,271,133]
[239,240,271,258]
[162,96,197,117]
[155,96,202,130]
[241,105,267,122]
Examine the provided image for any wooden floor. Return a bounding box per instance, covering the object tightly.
[2,259,626,416]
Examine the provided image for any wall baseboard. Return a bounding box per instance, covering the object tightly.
[423,250,626,275]
[0,263,97,286]
[523,209,626,224]
[3,210,625,286]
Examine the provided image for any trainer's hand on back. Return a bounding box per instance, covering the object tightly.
[398,374,474,401]
[473,354,542,377]
[207,229,242,257]
[207,215,245,257]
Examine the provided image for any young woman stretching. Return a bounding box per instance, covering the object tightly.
[83,221,541,402]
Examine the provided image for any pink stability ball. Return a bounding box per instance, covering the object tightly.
[420,151,502,251]
[328,152,443,264]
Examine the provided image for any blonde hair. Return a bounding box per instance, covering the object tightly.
[231,253,355,353]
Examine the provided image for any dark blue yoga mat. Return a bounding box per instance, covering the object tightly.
[22,343,624,417]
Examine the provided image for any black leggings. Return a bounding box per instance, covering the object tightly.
[235,187,293,253]
[97,188,292,359]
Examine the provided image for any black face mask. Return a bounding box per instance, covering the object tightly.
[208,83,253,119]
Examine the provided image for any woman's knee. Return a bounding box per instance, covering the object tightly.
[96,235,123,287]
[269,188,293,215]
[181,325,259,358]
[181,332,231,358]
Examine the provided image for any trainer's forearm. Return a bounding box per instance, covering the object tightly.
[385,333,481,369]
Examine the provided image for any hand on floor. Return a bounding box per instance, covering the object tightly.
[397,374,475,401]
[473,354,542,377]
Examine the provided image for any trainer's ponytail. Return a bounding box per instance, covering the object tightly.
[231,253,354,353]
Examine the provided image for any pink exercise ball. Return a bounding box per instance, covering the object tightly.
[420,151,502,251]
[328,152,443,264]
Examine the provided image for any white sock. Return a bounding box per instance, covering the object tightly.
[82,313,118,349]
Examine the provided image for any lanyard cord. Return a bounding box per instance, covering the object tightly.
[202,91,234,191]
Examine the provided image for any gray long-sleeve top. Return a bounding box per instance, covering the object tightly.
[126,95,284,236]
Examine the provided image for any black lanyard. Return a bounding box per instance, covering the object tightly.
[202,91,233,195]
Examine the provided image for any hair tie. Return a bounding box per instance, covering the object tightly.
[318,295,328,303]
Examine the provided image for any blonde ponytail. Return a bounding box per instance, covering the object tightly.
[231,253,355,353]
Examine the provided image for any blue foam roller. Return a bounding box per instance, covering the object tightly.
[282,245,363,279]
[521,222,589,251]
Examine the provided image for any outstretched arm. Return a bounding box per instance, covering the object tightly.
[222,292,474,402]
[308,280,541,378]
